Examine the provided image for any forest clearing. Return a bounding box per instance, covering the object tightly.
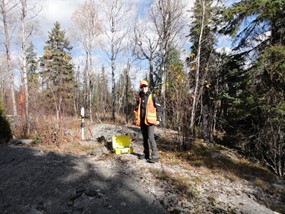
[1,0,285,213]
[0,123,284,214]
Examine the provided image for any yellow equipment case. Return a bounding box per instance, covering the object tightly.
[112,135,134,155]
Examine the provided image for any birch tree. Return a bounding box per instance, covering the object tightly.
[149,0,185,122]
[99,0,133,120]
[18,0,41,135]
[187,0,219,141]
[133,18,159,89]
[0,0,18,117]
[71,0,102,123]
[0,56,8,107]
[190,0,205,133]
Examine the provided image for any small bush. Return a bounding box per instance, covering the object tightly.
[31,116,71,145]
[0,108,12,143]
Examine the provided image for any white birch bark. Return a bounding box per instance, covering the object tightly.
[0,0,17,117]
[20,0,30,134]
[100,0,132,121]
[190,0,205,132]
[71,0,102,123]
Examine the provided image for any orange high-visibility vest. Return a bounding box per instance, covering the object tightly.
[134,94,157,126]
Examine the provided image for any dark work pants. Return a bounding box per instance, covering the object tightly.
[141,123,158,159]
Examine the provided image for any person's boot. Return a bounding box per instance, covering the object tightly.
[138,154,149,160]
[148,158,159,163]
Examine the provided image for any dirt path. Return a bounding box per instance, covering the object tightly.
[0,144,166,214]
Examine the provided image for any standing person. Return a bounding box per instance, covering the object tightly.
[134,80,162,163]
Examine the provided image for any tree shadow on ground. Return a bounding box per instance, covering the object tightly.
[0,144,166,214]
[156,136,285,213]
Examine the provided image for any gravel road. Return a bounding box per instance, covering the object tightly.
[1,123,284,214]
[0,144,166,214]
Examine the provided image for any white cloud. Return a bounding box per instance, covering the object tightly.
[34,0,82,55]
[216,47,232,55]
[35,0,196,81]
[39,0,82,33]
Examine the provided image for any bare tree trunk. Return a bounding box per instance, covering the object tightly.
[100,0,132,121]
[0,0,17,117]
[190,0,205,133]
[88,49,93,123]
[85,49,92,123]
[150,0,185,125]
[20,0,30,135]
[133,20,159,90]
[0,65,4,106]
[149,58,154,87]
[71,0,102,122]
[111,46,116,120]
[161,48,166,124]
[125,60,130,123]
[73,65,80,116]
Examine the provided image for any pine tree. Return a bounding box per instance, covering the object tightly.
[216,53,253,145]
[39,22,75,118]
[220,0,285,176]
[26,42,39,91]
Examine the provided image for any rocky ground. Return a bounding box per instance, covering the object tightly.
[1,123,284,214]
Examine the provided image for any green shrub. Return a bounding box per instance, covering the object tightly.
[0,108,12,144]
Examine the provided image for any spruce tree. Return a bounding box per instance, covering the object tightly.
[220,0,285,176]
[26,42,39,91]
[0,95,12,144]
[39,22,75,118]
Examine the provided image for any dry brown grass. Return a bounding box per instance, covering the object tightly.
[12,116,84,147]
[156,134,285,205]
[158,136,277,182]
[11,115,114,155]
[155,136,285,213]
[150,168,198,199]
[36,140,103,155]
